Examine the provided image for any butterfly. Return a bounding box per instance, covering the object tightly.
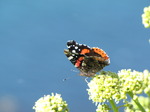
[64,40,110,77]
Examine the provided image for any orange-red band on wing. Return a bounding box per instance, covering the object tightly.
[92,48,109,60]
[80,49,90,54]
[75,57,84,67]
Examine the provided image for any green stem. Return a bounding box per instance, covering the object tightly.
[128,92,146,112]
[109,99,118,112]
[146,91,150,98]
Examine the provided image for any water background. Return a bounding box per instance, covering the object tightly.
[0,0,150,112]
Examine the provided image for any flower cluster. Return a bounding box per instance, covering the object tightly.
[142,70,150,94]
[96,104,110,112]
[87,69,149,111]
[142,6,150,28]
[87,71,121,104]
[125,96,150,112]
[33,93,69,112]
[118,69,143,95]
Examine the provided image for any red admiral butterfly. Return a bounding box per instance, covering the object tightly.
[64,40,110,77]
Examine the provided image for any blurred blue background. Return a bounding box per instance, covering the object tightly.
[0,0,149,112]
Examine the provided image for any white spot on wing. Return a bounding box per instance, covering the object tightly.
[72,50,76,53]
[68,56,73,60]
[75,46,78,49]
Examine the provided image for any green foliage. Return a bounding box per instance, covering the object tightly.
[125,96,150,112]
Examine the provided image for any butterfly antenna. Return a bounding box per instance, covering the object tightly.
[62,69,79,81]
[71,69,78,72]
[63,77,70,81]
